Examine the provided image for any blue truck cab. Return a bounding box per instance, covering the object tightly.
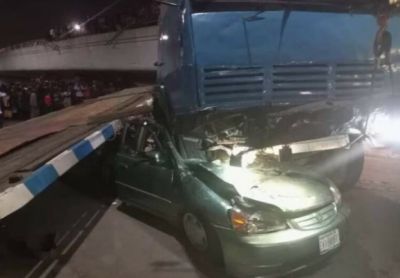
[156,0,400,118]
[153,0,400,192]
[147,2,400,274]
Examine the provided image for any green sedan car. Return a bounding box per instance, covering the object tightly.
[113,119,349,277]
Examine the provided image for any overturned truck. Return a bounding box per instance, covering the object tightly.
[153,0,400,190]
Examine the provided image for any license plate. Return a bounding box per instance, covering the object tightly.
[319,229,340,255]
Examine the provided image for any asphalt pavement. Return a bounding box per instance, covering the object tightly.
[1,149,400,278]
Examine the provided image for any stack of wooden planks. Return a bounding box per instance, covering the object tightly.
[0,86,153,191]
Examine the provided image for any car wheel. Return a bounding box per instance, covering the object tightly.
[334,142,365,191]
[181,212,224,266]
[312,142,365,191]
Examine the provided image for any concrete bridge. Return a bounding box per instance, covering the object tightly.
[0,26,158,72]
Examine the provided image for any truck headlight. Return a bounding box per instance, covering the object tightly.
[367,112,400,145]
[229,208,288,234]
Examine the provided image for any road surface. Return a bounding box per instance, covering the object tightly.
[1,148,400,278]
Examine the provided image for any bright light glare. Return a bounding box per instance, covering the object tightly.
[241,150,257,168]
[160,33,169,41]
[368,112,400,144]
[73,24,81,31]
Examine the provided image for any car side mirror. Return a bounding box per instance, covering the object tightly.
[146,151,167,164]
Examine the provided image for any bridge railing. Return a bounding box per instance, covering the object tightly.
[0,19,158,54]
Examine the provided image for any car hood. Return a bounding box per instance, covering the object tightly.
[199,163,335,213]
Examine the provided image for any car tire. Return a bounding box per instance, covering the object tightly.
[336,142,365,191]
[313,142,365,191]
[181,211,224,266]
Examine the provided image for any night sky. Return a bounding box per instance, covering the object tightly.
[0,0,127,48]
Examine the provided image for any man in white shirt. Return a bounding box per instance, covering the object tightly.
[0,91,7,128]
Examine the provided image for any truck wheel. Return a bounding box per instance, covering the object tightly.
[317,142,365,191]
[181,212,224,266]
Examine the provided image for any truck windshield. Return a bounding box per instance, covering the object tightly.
[190,10,391,66]
[190,0,381,13]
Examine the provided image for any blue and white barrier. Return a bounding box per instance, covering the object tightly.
[0,120,122,219]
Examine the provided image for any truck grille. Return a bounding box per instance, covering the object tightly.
[200,66,265,106]
[272,64,329,103]
[199,62,386,107]
[271,62,385,103]
[290,203,338,231]
[335,62,385,99]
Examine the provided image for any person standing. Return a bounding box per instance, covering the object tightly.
[43,93,53,114]
[36,83,45,115]
[3,92,12,120]
[21,89,30,120]
[15,89,23,119]
[0,90,7,128]
[74,82,84,104]
[61,83,72,108]
[48,28,56,41]
[29,90,39,118]
[82,83,92,99]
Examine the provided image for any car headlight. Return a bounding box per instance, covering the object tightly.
[329,185,342,206]
[229,207,288,235]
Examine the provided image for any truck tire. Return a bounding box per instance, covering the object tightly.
[315,142,365,191]
[340,143,365,190]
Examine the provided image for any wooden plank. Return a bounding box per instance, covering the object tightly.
[88,93,153,125]
[0,85,153,194]
[0,125,99,188]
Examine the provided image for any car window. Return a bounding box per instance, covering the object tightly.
[123,124,140,153]
[140,126,175,168]
[139,127,163,153]
[143,130,161,154]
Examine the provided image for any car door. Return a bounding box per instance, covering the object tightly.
[115,122,177,220]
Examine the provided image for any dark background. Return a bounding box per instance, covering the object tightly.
[0,0,129,48]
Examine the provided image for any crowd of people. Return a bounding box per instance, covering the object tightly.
[0,1,161,128]
[0,77,132,128]
[48,1,159,41]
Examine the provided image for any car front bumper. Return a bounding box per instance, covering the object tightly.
[214,204,350,278]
